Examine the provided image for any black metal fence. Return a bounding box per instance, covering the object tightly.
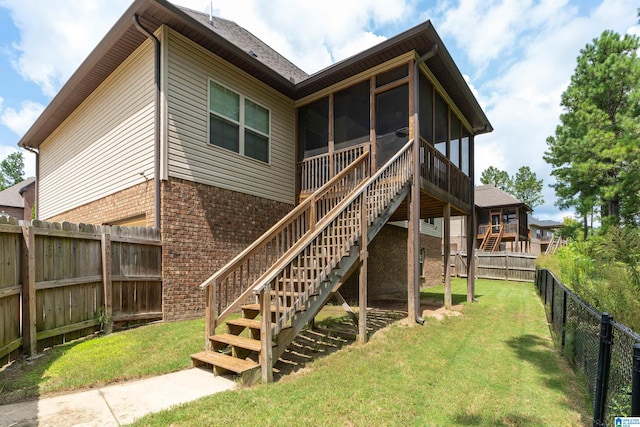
[535,268,640,426]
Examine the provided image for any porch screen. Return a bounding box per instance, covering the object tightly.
[209,80,270,163]
[298,97,329,158]
[334,81,370,150]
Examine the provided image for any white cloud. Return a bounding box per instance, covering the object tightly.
[436,0,639,216]
[0,0,131,97]
[172,0,411,73]
[1,100,44,136]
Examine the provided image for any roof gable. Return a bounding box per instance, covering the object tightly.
[0,177,36,208]
[18,0,492,150]
[475,184,529,210]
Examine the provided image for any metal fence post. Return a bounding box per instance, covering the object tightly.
[593,313,613,427]
[544,270,548,305]
[561,290,568,351]
[550,276,555,323]
[633,343,640,417]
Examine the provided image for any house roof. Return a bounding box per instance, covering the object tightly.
[18,0,492,150]
[0,177,36,208]
[528,214,561,229]
[475,184,529,210]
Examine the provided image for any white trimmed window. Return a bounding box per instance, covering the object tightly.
[208,80,270,163]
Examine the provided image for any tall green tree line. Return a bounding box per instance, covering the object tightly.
[545,30,640,231]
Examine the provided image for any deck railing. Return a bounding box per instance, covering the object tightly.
[419,138,471,205]
[252,139,414,335]
[298,143,370,195]
[200,150,370,344]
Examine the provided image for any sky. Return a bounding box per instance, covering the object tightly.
[0,0,638,221]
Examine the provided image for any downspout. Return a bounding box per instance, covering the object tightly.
[23,145,39,220]
[412,44,438,325]
[133,14,161,230]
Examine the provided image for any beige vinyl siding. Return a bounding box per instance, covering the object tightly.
[388,219,442,238]
[166,30,296,205]
[39,41,155,220]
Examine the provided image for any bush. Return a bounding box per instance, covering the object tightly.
[542,227,640,332]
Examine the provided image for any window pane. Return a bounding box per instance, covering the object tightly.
[245,99,269,134]
[418,72,433,144]
[209,81,239,121]
[334,81,370,149]
[245,129,269,162]
[434,91,448,155]
[461,130,470,176]
[298,97,329,158]
[376,64,408,87]
[210,114,239,152]
[450,115,460,168]
[376,84,408,136]
[376,84,409,168]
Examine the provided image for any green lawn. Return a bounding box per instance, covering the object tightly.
[128,279,591,426]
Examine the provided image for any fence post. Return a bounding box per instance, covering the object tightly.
[561,290,568,351]
[21,225,37,357]
[101,230,113,334]
[544,270,548,305]
[550,276,556,323]
[593,312,613,427]
[632,343,640,417]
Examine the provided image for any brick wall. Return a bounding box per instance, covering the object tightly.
[20,182,35,222]
[161,177,292,321]
[0,206,23,220]
[46,180,156,226]
[340,224,442,303]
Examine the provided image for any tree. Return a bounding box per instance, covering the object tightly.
[544,30,640,227]
[480,165,545,210]
[0,152,25,190]
[480,166,512,192]
[512,166,544,210]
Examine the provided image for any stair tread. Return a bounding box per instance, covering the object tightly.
[210,333,262,352]
[242,303,286,313]
[226,318,262,329]
[191,351,258,373]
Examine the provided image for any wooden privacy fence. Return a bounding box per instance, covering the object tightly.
[451,251,536,282]
[0,217,162,364]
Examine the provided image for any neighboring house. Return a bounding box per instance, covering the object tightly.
[451,184,530,252]
[18,0,491,337]
[0,177,36,222]
[528,215,564,255]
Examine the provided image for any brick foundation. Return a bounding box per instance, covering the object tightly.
[161,178,292,321]
[46,181,156,226]
[340,224,442,303]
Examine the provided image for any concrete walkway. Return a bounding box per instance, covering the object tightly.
[1,368,236,427]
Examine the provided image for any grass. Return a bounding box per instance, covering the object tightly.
[0,307,347,404]
[0,318,204,404]
[1,279,591,425]
[128,279,591,426]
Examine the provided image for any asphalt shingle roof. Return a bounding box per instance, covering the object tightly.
[180,7,309,84]
[475,184,526,209]
[0,177,35,208]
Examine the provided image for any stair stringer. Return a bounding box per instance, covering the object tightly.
[270,183,411,363]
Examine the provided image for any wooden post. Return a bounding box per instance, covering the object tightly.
[260,286,273,383]
[21,225,37,357]
[328,93,335,178]
[443,203,452,309]
[101,231,113,334]
[467,135,476,302]
[359,191,368,343]
[369,77,377,172]
[407,173,421,321]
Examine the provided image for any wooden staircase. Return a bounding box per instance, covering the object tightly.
[480,224,503,252]
[191,140,414,385]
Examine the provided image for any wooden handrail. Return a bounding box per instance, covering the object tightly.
[200,150,369,290]
[200,150,370,336]
[251,139,414,297]
[299,143,370,194]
